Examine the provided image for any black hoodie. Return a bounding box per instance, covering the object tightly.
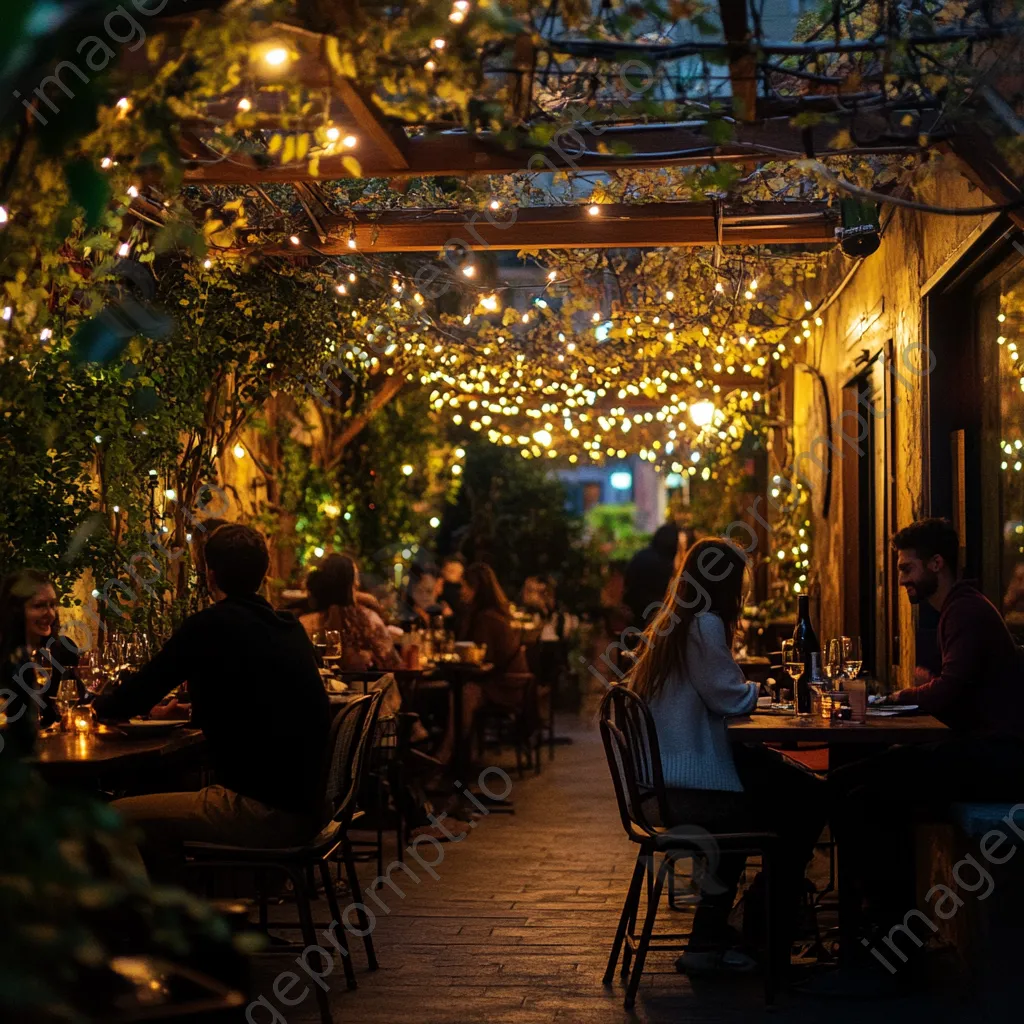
[94,593,330,817]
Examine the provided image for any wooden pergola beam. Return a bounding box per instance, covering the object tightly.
[230,201,834,254]
[182,116,935,184]
[718,0,758,123]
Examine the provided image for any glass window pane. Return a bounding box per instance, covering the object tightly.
[979,263,1024,639]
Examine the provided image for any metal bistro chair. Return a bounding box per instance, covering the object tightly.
[184,690,383,1024]
[598,685,780,1011]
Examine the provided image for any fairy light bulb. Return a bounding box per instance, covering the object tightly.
[237,97,252,112]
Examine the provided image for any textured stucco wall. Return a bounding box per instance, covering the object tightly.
[793,169,997,686]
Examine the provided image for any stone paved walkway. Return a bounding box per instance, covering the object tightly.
[253,711,983,1024]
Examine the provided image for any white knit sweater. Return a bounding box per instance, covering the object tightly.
[646,613,759,792]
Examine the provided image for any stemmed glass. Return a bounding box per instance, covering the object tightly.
[780,639,802,703]
[841,636,863,680]
[323,630,342,666]
[54,673,81,732]
[78,649,104,698]
[312,631,328,661]
[825,638,842,689]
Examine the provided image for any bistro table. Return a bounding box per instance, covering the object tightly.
[727,709,950,969]
[31,725,205,786]
[727,710,949,748]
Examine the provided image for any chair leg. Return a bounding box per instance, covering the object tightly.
[257,870,268,932]
[319,861,357,990]
[342,844,379,970]
[604,853,646,985]
[624,856,670,1010]
[290,868,334,1024]
[763,848,779,1007]
[621,853,652,978]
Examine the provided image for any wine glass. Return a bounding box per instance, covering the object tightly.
[54,673,81,732]
[78,649,104,697]
[323,630,342,665]
[825,638,842,688]
[841,636,863,680]
[780,639,802,701]
[312,631,328,661]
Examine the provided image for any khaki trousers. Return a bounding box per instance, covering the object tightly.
[112,785,318,883]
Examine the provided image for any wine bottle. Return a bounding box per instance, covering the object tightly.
[792,595,820,715]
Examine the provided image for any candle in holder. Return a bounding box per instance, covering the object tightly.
[72,707,95,734]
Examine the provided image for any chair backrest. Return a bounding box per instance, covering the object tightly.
[598,685,669,842]
[324,690,383,820]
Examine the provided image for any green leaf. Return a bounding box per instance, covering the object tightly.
[64,159,112,230]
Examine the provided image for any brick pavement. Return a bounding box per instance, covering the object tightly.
[252,712,981,1024]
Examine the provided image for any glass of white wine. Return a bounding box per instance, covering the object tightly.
[54,674,80,732]
[841,635,863,681]
[825,638,842,689]
[780,639,802,703]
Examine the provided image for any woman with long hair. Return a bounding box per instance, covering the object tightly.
[300,554,399,670]
[629,538,824,974]
[0,569,79,729]
[458,562,529,678]
[434,563,530,764]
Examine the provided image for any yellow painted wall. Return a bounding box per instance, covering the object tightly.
[794,169,998,687]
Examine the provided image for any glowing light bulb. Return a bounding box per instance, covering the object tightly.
[431,37,446,49]
[203,259,212,269]
[117,242,130,256]
[587,204,600,216]
[402,464,414,476]
[237,97,252,112]
[233,444,246,459]
[688,400,716,428]
[289,235,301,246]
[489,200,501,210]
[462,264,476,278]
[116,96,130,113]
[666,290,674,301]
[264,47,289,66]
[325,126,340,141]
[342,135,357,148]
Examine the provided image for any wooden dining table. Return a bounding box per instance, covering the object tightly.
[727,708,950,967]
[30,725,205,785]
[727,709,949,750]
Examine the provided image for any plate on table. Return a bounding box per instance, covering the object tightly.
[867,705,919,717]
[121,718,186,733]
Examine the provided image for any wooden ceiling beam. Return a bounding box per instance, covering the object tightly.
[718,0,758,122]
[181,116,934,184]
[232,201,834,254]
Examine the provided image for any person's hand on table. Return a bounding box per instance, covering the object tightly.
[149,697,191,720]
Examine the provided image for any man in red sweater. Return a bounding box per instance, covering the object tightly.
[829,519,1024,976]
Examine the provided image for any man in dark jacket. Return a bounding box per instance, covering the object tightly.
[829,518,1024,966]
[890,519,1024,737]
[623,522,681,630]
[96,524,330,880]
